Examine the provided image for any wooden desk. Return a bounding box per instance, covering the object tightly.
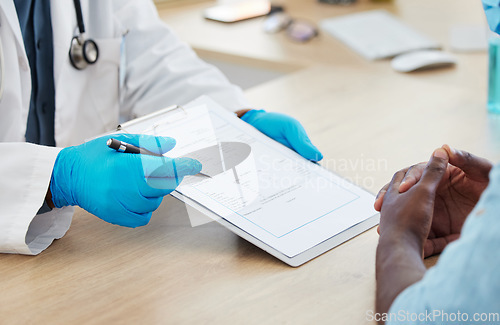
[1,1,499,324]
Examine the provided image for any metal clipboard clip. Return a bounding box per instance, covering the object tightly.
[117,105,189,134]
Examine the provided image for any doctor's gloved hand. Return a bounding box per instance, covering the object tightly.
[49,134,202,228]
[238,109,323,162]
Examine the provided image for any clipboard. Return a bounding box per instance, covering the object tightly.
[112,96,380,267]
[118,105,189,134]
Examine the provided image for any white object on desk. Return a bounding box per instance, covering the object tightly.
[203,0,271,23]
[391,50,457,73]
[320,10,440,60]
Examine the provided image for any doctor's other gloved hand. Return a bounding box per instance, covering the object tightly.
[238,109,323,162]
[49,134,202,228]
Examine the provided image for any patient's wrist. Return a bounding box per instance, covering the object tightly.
[378,227,424,256]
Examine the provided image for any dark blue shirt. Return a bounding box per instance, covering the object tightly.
[14,0,56,146]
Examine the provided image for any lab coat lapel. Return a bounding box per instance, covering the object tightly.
[51,0,91,146]
[1,1,27,55]
[50,0,79,89]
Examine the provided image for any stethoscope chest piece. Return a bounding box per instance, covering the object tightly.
[69,0,99,70]
[69,35,99,70]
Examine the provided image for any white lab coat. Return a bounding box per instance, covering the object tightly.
[0,0,249,254]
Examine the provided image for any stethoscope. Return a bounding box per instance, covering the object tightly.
[69,0,99,70]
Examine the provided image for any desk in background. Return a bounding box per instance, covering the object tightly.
[1,1,499,324]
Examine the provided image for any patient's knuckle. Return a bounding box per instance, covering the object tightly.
[404,165,415,175]
[425,163,445,175]
[395,170,405,178]
[463,151,474,165]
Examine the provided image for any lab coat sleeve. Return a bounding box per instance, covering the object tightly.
[113,0,251,119]
[0,143,73,255]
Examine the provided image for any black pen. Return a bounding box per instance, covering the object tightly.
[107,138,211,178]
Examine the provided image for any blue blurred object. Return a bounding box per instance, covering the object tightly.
[488,36,500,114]
[50,134,201,228]
[241,109,323,162]
[483,0,500,113]
[483,0,500,34]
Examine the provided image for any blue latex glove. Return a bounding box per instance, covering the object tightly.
[483,0,500,33]
[241,109,323,162]
[50,134,201,228]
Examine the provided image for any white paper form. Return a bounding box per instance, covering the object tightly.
[123,97,377,258]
